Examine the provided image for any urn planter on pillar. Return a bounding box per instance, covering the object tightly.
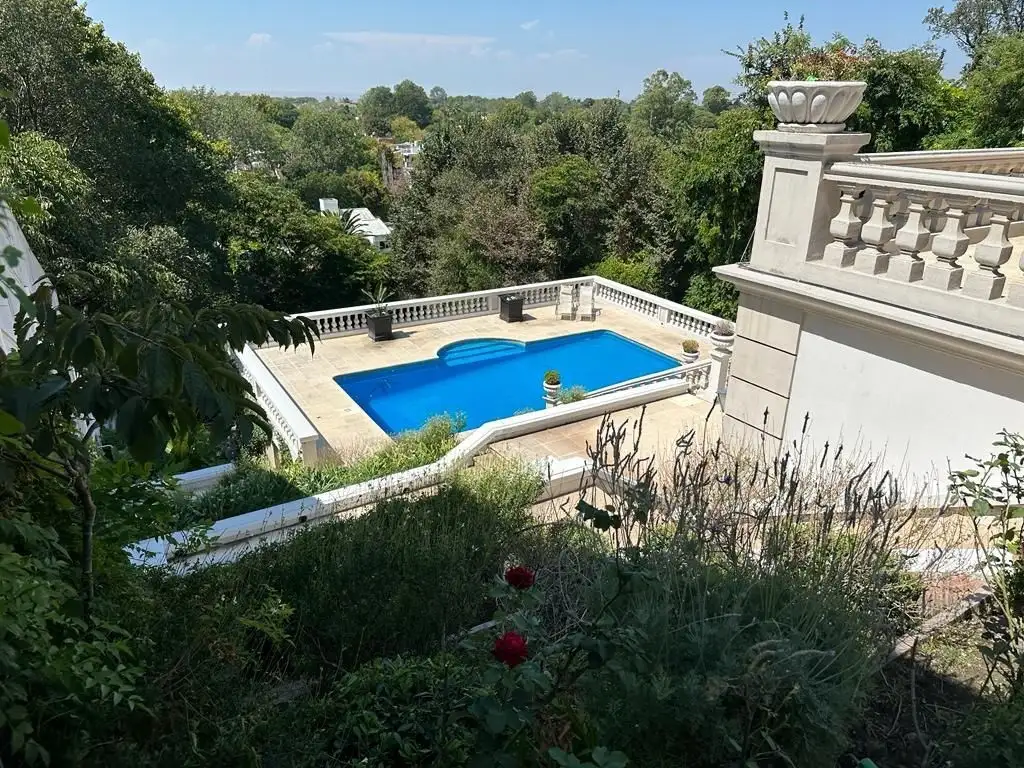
[681,339,700,364]
[766,81,867,133]
[543,370,561,408]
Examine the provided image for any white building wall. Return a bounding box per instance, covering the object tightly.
[0,203,49,352]
[784,311,1024,489]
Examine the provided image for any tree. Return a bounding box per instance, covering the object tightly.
[514,91,538,110]
[631,70,697,142]
[358,86,396,135]
[957,34,1024,146]
[223,172,374,311]
[531,155,607,274]
[429,86,448,107]
[390,115,424,143]
[0,0,229,235]
[392,80,432,128]
[851,44,955,152]
[925,0,1024,66]
[664,108,768,315]
[701,85,733,115]
[289,168,391,216]
[730,14,815,103]
[284,106,375,179]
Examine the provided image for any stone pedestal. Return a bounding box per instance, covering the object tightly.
[749,130,871,274]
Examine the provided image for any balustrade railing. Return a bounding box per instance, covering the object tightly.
[299,278,591,340]
[591,277,720,336]
[585,360,712,399]
[856,147,1024,176]
[800,162,1024,332]
[236,345,321,463]
[296,276,722,341]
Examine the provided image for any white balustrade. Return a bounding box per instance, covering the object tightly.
[235,344,321,463]
[299,278,591,340]
[817,162,1024,325]
[856,147,1024,176]
[590,277,720,336]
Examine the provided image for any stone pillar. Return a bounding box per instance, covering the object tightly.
[717,81,871,457]
[701,333,734,405]
[749,129,871,273]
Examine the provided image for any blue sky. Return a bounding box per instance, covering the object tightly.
[84,0,966,99]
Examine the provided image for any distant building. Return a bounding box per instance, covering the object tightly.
[319,200,392,251]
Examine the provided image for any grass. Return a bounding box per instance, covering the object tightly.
[176,414,461,524]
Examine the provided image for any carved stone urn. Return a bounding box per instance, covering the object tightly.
[766,81,867,133]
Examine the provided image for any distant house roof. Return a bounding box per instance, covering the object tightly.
[339,207,392,237]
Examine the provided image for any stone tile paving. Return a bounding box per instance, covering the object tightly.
[256,303,717,458]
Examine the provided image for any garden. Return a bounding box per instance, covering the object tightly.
[8,391,1024,766]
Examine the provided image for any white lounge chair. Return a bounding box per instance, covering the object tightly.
[578,283,595,321]
[556,283,576,320]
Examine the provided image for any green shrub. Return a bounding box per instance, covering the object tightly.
[580,555,885,768]
[556,385,587,403]
[946,693,1024,768]
[590,253,662,294]
[98,462,543,766]
[179,414,462,524]
[263,655,480,767]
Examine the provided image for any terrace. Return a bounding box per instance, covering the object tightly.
[240,276,731,467]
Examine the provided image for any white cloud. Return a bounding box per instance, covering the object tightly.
[520,19,539,31]
[247,32,272,47]
[536,48,585,61]
[325,31,494,55]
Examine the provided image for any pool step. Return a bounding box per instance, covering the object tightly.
[438,339,525,367]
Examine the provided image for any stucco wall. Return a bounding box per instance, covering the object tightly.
[784,311,1024,489]
[0,204,49,352]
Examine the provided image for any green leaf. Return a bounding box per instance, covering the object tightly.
[0,119,8,149]
[0,408,23,435]
[971,498,992,517]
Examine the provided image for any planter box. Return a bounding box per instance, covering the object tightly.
[366,313,393,342]
[500,295,524,322]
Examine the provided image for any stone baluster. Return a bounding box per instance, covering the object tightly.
[855,188,896,275]
[965,203,1017,300]
[889,192,932,283]
[1009,245,1024,308]
[823,185,865,268]
[924,198,972,291]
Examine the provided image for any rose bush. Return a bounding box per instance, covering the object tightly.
[492,631,529,667]
[504,564,536,590]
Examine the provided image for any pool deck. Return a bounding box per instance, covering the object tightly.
[256,303,720,461]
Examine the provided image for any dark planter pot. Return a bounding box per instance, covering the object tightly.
[500,295,524,322]
[367,312,393,341]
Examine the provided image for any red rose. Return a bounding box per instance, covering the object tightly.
[504,565,536,590]
[492,631,528,667]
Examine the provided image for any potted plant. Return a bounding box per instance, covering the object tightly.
[363,284,393,342]
[681,339,700,364]
[543,370,561,408]
[500,292,524,322]
[711,319,735,346]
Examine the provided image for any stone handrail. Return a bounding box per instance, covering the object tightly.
[591,277,722,336]
[806,160,1024,333]
[585,360,711,399]
[297,277,592,339]
[295,276,724,341]
[128,376,701,570]
[236,344,321,462]
[856,147,1024,176]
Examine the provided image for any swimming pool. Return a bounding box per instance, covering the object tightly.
[335,329,681,435]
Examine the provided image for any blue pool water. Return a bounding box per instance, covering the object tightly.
[335,330,680,434]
